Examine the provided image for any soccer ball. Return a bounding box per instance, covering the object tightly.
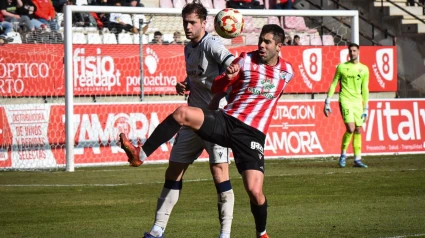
[214,8,244,39]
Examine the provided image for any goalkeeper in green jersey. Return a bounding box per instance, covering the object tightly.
[324,43,370,168]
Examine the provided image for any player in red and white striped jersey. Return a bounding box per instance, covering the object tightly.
[120,24,293,238]
[212,50,294,134]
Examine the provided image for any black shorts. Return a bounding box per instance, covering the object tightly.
[196,109,266,174]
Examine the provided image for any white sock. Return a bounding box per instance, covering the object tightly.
[149,225,164,237]
[341,150,346,156]
[150,188,180,235]
[257,230,267,237]
[354,156,361,161]
[219,232,231,238]
[218,189,234,235]
[139,147,147,162]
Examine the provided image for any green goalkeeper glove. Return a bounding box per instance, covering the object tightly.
[324,98,332,117]
[361,107,368,122]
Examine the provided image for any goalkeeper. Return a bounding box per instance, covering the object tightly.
[324,43,370,168]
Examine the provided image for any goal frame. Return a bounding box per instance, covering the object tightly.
[63,5,360,172]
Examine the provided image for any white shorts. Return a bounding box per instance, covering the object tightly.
[169,126,230,164]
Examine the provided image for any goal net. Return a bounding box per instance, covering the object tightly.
[0,5,361,171]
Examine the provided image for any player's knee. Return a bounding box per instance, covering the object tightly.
[346,127,355,134]
[173,106,190,125]
[246,187,264,202]
[354,127,362,134]
[165,162,188,180]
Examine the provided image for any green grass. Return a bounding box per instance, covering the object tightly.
[1,155,425,238]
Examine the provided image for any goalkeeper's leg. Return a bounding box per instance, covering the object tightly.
[339,102,356,168]
[341,131,353,156]
[340,122,355,168]
[353,127,368,168]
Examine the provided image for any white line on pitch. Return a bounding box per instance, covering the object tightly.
[1,168,423,187]
[0,178,211,187]
[380,233,425,238]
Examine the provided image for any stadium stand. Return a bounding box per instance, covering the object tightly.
[283,16,317,33]
[299,34,309,45]
[243,16,255,33]
[213,0,227,9]
[72,32,87,44]
[200,0,214,9]
[205,15,215,33]
[309,33,322,45]
[322,34,334,46]
[2,0,420,50]
[159,0,173,8]
[267,16,280,26]
[173,0,186,8]
[103,32,118,44]
[118,32,133,44]
[87,32,102,44]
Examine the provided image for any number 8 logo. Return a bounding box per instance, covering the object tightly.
[376,49,393,81]
[302,48,322,82]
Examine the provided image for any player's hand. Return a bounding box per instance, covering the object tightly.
[323,98,332,117]
[175,81,188,95]
[361,108,368,122]
[225,63,240,80]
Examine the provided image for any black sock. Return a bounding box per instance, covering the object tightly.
[250,199,268,233]
[142,114,181,156]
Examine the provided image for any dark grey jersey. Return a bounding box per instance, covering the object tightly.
[184,33,235,109]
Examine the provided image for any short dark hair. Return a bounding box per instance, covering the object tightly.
[182,0,208,22]
[348,43,360,49]
[294,35,300,40]
[154,31,163,36]
[260,24,285,44]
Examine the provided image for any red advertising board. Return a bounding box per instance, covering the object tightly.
[266,99,425,157]
[0,99,423,169]
[0,45,397,97]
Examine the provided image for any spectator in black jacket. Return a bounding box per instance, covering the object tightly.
[0,0,41,32]
[17,0,44,30]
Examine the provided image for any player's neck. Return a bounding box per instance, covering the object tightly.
[263,57,279,66]
[190,31,206,45]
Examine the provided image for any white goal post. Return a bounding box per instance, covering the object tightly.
[63,6,359,172]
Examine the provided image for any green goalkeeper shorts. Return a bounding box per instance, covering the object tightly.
[339,101,364,126]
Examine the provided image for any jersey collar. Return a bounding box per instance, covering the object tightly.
[190,32,208,48]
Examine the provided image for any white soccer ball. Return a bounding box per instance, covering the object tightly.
[214,8,244,39]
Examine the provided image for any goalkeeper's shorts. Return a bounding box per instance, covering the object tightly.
[169,126,230,164]
[339,100,364,126]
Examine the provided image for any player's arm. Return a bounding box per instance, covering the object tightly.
[324,64,342,117]
[211,58,242,94]
[361,65,370,121]
[327,64,341,99]
[206,37,235,68]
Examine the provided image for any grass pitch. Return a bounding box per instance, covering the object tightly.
[1,155,425,238]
